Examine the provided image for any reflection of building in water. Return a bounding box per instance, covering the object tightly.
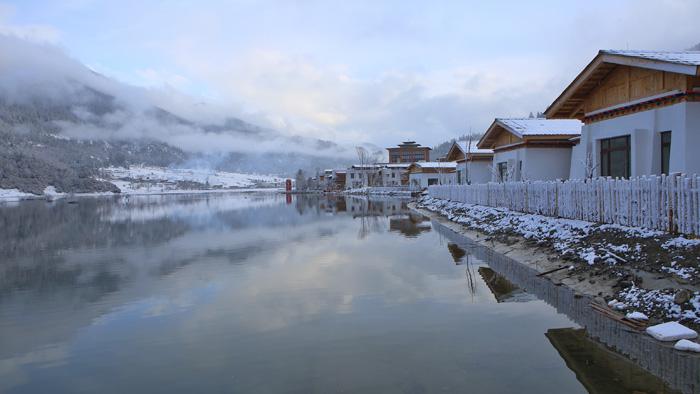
[432,221,694,393]
[447,242,466,264]
[546,328,672,394]
[478,267,535,303]
[389,213,431,237]
[346,197,409,217]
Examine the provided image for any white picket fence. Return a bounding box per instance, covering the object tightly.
[428,175,700,236]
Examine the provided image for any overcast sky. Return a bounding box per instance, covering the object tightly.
[1,0,698,148]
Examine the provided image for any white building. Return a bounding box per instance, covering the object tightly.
[444,141,494,184]
[477,118,582,182]
[545,50,700,179]
[379,163,411,186]
[407,162,458,188]
[345,164,382,189]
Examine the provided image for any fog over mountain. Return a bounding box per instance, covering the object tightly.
[0,34,358,193]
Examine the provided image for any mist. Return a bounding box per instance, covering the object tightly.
[0,33,356,160]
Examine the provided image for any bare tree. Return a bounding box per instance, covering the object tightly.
[581,150,599,179]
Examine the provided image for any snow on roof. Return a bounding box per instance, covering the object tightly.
[385,163,411,168]
[350,164,383,169]
[456,140,493,155]
[497,118,582,137]
[411,162,457,169]
[602,50,700,66]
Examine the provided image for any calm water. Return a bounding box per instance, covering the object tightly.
[0,194,673,393]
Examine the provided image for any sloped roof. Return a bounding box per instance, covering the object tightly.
[601,50,700,66]
[456,140,494,154]
[477,118,582,149]
[409,162,457,169]
[545,49,700,118]
[385,163,412,168]
[496,118,582,137]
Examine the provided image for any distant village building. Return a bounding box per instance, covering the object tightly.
[345,164,383,189]
[444,141,494,184]
[477,118,582,182]
[407,161,457,188]
[379,163,411,186]
[544,50,700,179]
[332,170,346,190]
[387,141,431,163]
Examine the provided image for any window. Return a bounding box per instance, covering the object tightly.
[428,178,439,186]
[497,162,508,182]
[391,173,395,178]
[350,173,354,179]
[600,136,630,178]
[661,131,671,175]
[456,170,462,185]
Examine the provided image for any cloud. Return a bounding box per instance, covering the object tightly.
[0,3,61,43]
[3,0,700,151]
[0,32,355,159]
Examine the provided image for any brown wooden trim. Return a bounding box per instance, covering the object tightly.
[584,90,700,124]
[493,140,576,153]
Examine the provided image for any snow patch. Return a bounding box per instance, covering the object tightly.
[646,321,698,341]
[674,339,700,352]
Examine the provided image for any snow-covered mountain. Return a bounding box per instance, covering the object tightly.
[0,34,352,194]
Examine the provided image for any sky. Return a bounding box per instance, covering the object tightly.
[0,0,698,148]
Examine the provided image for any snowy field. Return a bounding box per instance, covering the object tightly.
[103,166,285,190]
[0,166,286,202]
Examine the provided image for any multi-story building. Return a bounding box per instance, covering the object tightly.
[387,141,431,163]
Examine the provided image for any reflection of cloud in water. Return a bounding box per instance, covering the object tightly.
[0,193,510,393]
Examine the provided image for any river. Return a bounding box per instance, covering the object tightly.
[0,193,678,393]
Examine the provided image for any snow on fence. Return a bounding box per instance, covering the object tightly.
[428,174,700,236]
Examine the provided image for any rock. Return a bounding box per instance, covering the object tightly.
[674,289,691,305]
[626,311,649,320]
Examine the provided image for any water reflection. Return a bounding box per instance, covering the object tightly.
[546,328,674,394]
[0,193,676,393]
[433,221,689,394]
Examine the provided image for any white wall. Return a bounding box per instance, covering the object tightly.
[569,102,700,179]
[491,149,523,182]
[569,141,587,179]
[409,172,456,188]
[492,146,572,182]
[467,161,492,184]
[522,147,572,181]
[379,168,406,187]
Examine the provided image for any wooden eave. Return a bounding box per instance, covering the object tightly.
[445,143,464,162]
[477,121,512,150]
[545,51,700,119]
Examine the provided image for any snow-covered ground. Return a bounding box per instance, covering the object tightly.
[0,188,36,201]
[0,166,286,202]
[418,196,700,326]
[103,166,285,191]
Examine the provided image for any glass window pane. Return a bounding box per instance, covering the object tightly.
[609,150,628,178]
[601,151,609,176]
[610,136,628,149]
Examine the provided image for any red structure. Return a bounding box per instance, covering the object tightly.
[285,179,292,192]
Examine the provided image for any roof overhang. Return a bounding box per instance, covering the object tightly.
[545,51,700,119]
[477,120,518,149]
[445,142,464,161]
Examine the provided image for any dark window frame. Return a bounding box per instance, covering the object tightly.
[600,135,630,178]
[497,161,508,182]
[661,131,671,175]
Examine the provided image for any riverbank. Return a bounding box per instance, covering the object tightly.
[412,197,700,331]
[0,186,283,203]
